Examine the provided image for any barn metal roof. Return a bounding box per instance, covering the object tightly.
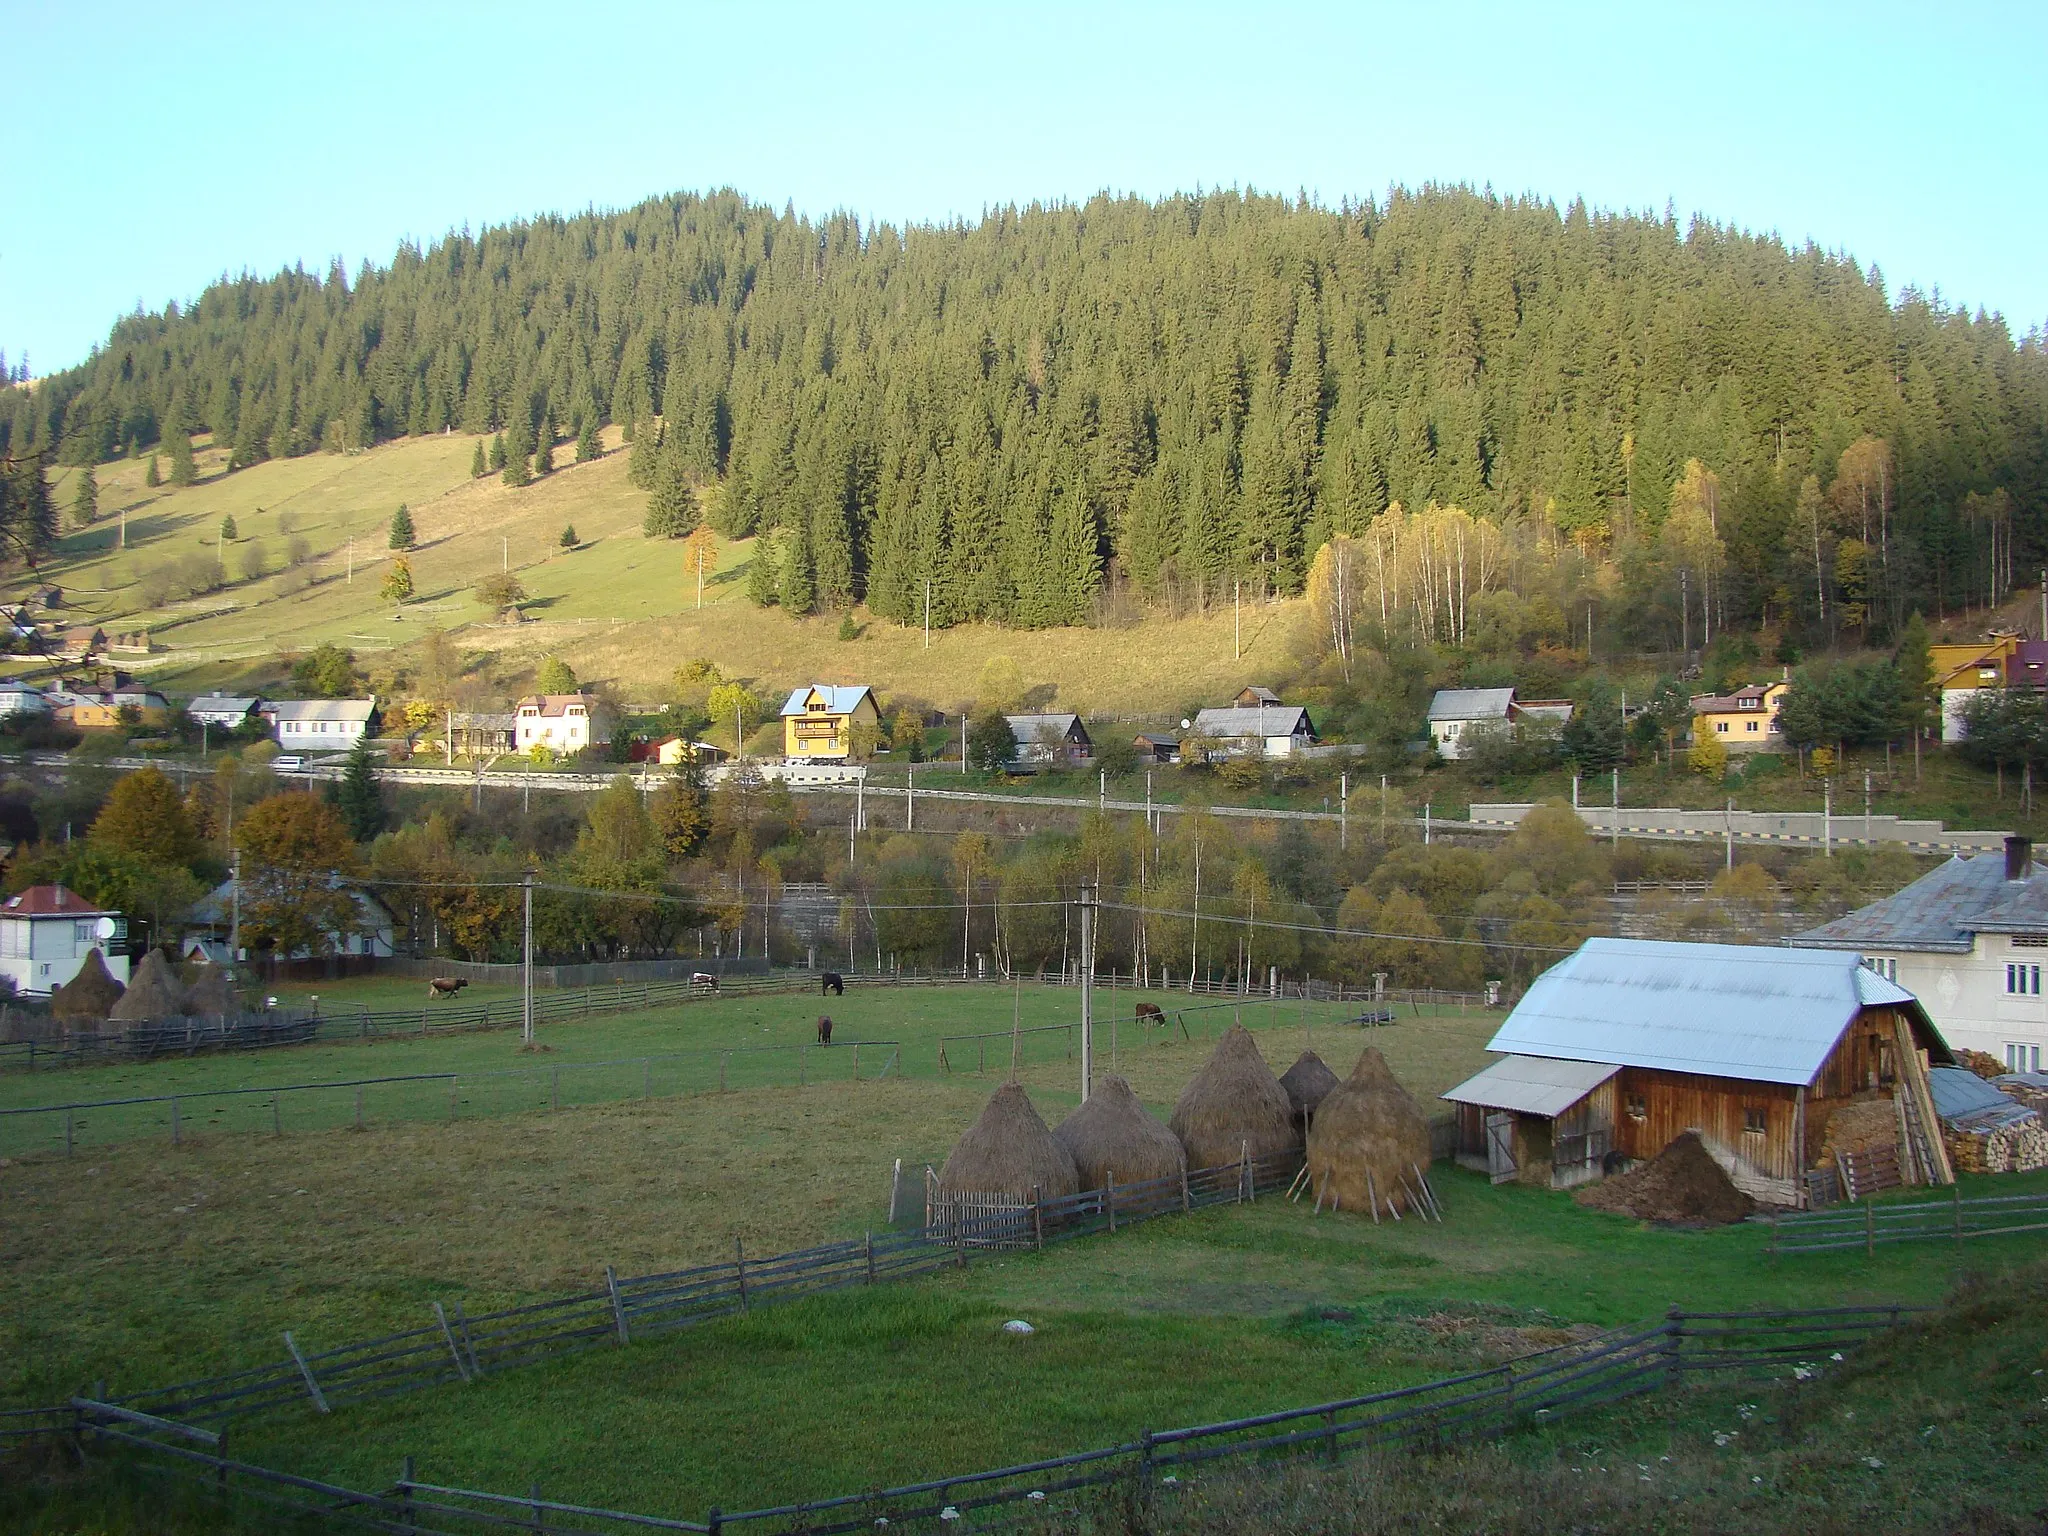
[1485,937,1944,1087]
[1440,1055,1620,1117]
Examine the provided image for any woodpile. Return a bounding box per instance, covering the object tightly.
[1817,1099,1898,1169]
[1956,1048,2006,1080]
[1943,1112,2048,1174]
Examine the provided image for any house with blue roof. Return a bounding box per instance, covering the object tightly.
[780,685,881,760]
[1443,937,1955,1204]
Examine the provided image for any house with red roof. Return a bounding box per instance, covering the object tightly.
[0,884,128,996]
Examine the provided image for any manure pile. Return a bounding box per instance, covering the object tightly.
[1573,1132,1753,1226]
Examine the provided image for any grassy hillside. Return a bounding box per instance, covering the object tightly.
[31,436,1281,713]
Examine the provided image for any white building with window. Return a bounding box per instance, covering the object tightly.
[265,698,377,752]
[515,693,608,754]
[0,885,129,996]
[1793,837,2048,1074]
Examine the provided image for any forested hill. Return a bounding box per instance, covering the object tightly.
[6,187,2045,647]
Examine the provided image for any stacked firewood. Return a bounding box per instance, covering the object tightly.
[1943,1107,2048,1174]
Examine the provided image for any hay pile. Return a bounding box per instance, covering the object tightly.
[1303,1048,1433,1216]
[1574,1132,1753,1226]
[50,949,125,1020]
[937,1083,1080,1200]
[1053,1075,1185,1198]
[108,950,186,1023]
[182,966,239,1017]
[1818,1099,1899,1168]
[1278,1051,1340,1129]
[1169,1024,1300,1171]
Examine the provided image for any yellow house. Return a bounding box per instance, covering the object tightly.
[779,685,881,760]
[1932,637,2020,742]
[1689,678,1791,753]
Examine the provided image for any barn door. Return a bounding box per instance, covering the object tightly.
[1484,1112,1518,1184]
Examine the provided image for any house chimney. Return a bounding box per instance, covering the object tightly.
[2006,835,2033,881]
[54,887,64,909]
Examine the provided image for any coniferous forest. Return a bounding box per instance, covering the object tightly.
[4,186,2045,653]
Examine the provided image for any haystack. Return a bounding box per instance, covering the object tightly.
[108,949,186,1023]
[1278,1051,1341,1130]
[182,966,240,1017]
[1574,1132,1753,1226]
[1168,1024,1300,1172]
[1053,1075,1186,1200]
[1303,1047,1433,1216]
[937,1082,1080,1201]
[50,948,124,1020]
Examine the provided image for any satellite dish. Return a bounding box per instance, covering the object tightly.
[1179,719,1191,731]
[93,916,117,940]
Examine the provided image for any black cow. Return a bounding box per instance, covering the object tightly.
[1135,1001,1164,1024]
[821,972,844,997]
[690,972,720,993]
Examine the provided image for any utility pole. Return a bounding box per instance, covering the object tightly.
[1864,770,1872,840]
[521,871,535,1046]
[924,581,931,650]
[229,849,241,962]
[1611,768,1619,848]
[1099,768,1106,811]
[1339,771,1348,851]
[1823,778,1832,859]
[907,765,915,831]
[347,536,354,584]
[1233,580,1241,661]
[1078,882,1096,1102]
[502,537,508,573]
[1726,798,1734,870]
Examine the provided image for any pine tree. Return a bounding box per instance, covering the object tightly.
[560,524,578,550]
[489,433,508,472]
[643,447,696,537]
[71,466,98,528]
[167,429,197,487]
[388,503,415,550]
[470,440,488,478]
[330,738,385,841]
[779,514,816,613]
[532,417,553,477]
[502,418,533,487]
[144,455,160,488]
[576,418,601,463]
[219,513,237,542]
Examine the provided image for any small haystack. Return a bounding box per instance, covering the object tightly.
[108,949,186,1023]
[182,966,240,1017]
[1053,1075,1186,1199]
[1168,1024,1300,1172]
[937,1082,1080,1201]
[50,948,125,1020]
[1303,1047,1433,1216]
[1574,1131,1753,1226]
[1278,1051,1341,1130]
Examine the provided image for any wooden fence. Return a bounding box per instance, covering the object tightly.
[1761,1188,2048,1255]
[53,1303,1923,1536]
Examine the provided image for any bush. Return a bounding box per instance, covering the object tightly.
[240,539,270,582]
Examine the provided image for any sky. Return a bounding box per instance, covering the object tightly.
[4,0,2045,375]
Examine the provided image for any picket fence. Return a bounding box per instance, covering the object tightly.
[48,1303,1923,1536]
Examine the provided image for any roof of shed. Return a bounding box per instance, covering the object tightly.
[1485,937,1945,1086]
[1793,853,2048,952]
[1440,1055,1620,1117]
[1427,688,1515,721]
[1191,705,1312,736]
[1006,712,1086,738]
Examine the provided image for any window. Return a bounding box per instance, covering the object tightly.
[2013,936,2048,949]
[72,921,95,946]
[1626,1094,1647,1121]
[2006,963,2041,995]
[1716,720,1728,733]
[1746,720,1759,732]
[1742,1106,1768,1135]
[1864,956,1897,982]
[2004,1043,2040,1072]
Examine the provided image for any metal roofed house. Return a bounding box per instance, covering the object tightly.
[1005,713,1093,769]
[1442,936,1956,1203]
[779,685,881,760]
[188,878,396,961]
[1792,836,2048,1075]
[513,693,609,754]
[1689,677,1791,754]
[0,884,129,996]
[1188,702,1318,759]
[1133,731,1180,764]
[265,698,378,752]
[1426,688,1516,759]
[187,692,263,728]
[0,679,48,718]
[1234,685,1284,708]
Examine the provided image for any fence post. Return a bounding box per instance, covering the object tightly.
[64,1110,73,1158]
[530,1482,544,1532]
[1180,1165,1190,1214]
[1865,1198,1875,1257]
[1139,1430,1156,1516]
[800,1045,807,1086]
[1954,1182,1963,1246]
[400,1455,416,1530]
[606,1265,630,1344]
[643,1059,651,1099]
[1323,1406,1339,1462]
[1032,1185,1045,1251]
[707,1511,722,1536]
[866,1230,876,1284]
[1106,1172,1117,1235]
[551,1066,560,1112]
[852,1043,860,1080]
[1663,1307,1685,1385]
[453,1302,483,1377]
[734,1238,748,1315]
[172,1096,181,1146]
[432,1301,471,1382]
[282,1331,331,1414]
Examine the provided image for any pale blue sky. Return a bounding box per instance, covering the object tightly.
[5,0,2043,374]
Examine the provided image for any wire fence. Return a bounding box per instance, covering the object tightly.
[0,1041,904,1161]
[1760,1188,2048,1255]
[55,1303,1924,1536]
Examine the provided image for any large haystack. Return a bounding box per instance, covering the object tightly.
[937,1082,1080,1201]
[108,949,186,1023]
[1304,1047,1433,1216]
[1169,1024,1300,1172]
[1278,1051,1341,1130]
[1053,1075,1186,1199]
[50,949,124,1020]
[1574,1131,1753,1226]
[182,966,240,1017]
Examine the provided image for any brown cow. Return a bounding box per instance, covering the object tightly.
[1135,1001,1165,1024]
[428,977,469,999]
[817,1015,834,1046]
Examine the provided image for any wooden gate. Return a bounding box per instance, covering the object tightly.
[1484,1112,1518,1184]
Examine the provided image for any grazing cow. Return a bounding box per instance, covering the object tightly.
[821,972,844,997]
[817,1014,834,1046]
[428,977,469,1000]
[690,972,719,993]
[1135,1001,1165,1025]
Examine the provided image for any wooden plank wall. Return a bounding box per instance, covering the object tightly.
[1614,1068,1799,1183]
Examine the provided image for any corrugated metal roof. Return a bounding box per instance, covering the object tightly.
[780,685,874,717]
[1191,705,1312,737]
[1930,1067,2039,1132]
[1427,688,1515,721]
[1006,713,1086,741]
[269,699,376,723]
[1794,853,2048,952]
[1440,1055,1620,1117]
[1485,937,1943,1087]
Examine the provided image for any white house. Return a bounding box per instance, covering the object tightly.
[1189,702,1318,758]
[188,692,262,728]
[0,885,129,996]
[1005,713,1093,768]
[0,679,48,718]
[515,693,607,754]
[1794,836,2048,1074]
[1427,688,1516,759]
[266,699,377,751]
[188,879,397,959]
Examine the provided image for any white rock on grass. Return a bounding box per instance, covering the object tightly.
[1002,1320,1035,1335]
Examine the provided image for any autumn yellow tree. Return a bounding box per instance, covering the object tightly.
[682,525,719,609]
[1661,460,1725,651]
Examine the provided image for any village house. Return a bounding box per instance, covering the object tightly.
[514,693,608,754]
[652,737,727,766]
[56,625,107,663]
[1190,698,1318,758]
[779,685,881,760]
[265,698,378,752]
[50,683,171,728]
[1689,676,1791,753]
[0,679,48,718]
[0,884,129,996]
[1442,937,1955,1205]
[188,879,397,960]
[1930,636,2048,741]
[1005,712,1093,768]
[1133,732,1180,764]
[1426,688,1514,759]
[446,710,517,758]
[1794,837,2048,1075]
[187,692,262,729]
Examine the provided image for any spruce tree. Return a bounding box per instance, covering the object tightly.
[489,433,508,472]
[628,418,661,489]
[71,465,98,528]
[218,513,236,542]
[167,428,197,487]
[502,418,534,487]
[746,531,781,606]
[560,523,578,549]
[145,454,161,488]
[576,418,601,463]
[779,514,816,613]
[388,503,415,550]
[470,440,488,478]
[331,738,385,840]
[532,417,553,477]
[643,449,696,537]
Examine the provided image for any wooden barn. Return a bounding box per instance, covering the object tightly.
[1443,938,1957,1205]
